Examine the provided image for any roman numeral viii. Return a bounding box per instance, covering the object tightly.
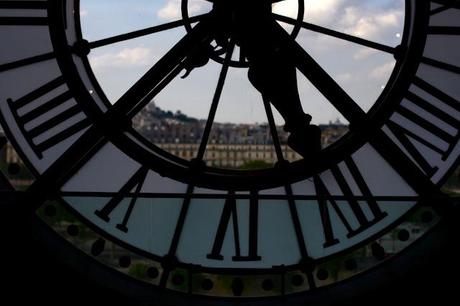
[95,167,148,233]
[207,192,261,261]
[386,76,460,177]
[314,157,388,248]
[7,76,91,158]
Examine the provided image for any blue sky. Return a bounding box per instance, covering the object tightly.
[80,0,405,124]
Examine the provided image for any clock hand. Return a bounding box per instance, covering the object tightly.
[247,41,322,158]
[235,8,322,158]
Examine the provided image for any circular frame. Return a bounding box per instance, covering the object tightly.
[61,0,429,191]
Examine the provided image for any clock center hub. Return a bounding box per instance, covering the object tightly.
[211,0,274,46]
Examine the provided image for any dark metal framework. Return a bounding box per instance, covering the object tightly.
[0,0,459,303]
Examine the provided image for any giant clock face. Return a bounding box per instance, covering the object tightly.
[0,0,459,302]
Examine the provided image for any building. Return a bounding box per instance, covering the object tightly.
[157,143,301,168]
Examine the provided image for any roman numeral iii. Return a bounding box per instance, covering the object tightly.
[7,76,90,158]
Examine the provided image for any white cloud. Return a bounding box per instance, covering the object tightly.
[370,61,395,79]
[90,47,153,69]
[344,10,402,39]
[321,2,403,43]
[273,0,299,19]
[274,0,344,25]
[276,0,403,48]
[353,48,378,60]
[157,0,181,20]
[337,72,353,82]
[307,0,344,24]
[158,0,208,21]
[80,9,88,18]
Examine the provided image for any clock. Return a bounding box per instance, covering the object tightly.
[0,0,459,304]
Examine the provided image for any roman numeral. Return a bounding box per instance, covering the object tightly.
[430,0,460,15]
[0,1,48,25]
[94,167,149,233]
[385,76,460,177]
[314,158,388,248]
[421,20,460,74]
[0,1,67,73]
[0,52,55,73]
[207,192,261,261]
[421,57,460,76]
[7,76,90,159]
[427,26,460,36]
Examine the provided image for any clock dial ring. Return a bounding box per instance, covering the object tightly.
[49,0,459,272]
[1,0,459,302]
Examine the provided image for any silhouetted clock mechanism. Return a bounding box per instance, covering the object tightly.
[0,0,459,304]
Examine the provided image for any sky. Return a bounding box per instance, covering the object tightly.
[80,0,405,125]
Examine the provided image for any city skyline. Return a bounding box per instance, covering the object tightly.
[133,101,348,146]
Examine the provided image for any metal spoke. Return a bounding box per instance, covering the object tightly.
[262,87,313,281]
[160,184,195,288]
[128,62,186,118]
[111,21,212,118]
[88,14,209,49]
[273,13,396,54]
[196,42,236,161]
[270,20,367,125]
[26,127,109,209]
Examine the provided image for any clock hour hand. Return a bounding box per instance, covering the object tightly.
[180,42,214,79]
[231,3,321,158]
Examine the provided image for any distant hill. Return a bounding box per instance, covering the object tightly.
[146,103,199,123]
